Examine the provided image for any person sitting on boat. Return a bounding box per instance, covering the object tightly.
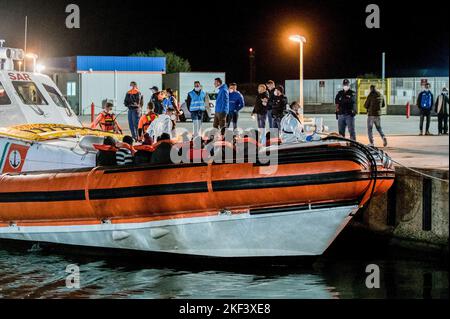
[90,101,123,134]
[134,133,154,164]
[138,102,158,142]
[116,135,135,165]
[280,101,321,144]
[95,136,118,166]
[151,133,174,165]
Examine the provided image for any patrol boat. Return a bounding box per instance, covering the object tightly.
[0,42,395,258]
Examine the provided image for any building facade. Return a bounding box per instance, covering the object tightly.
[46,56,166,115]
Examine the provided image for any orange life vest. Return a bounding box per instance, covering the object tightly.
[99,112,116,132]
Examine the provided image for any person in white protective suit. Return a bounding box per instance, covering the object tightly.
[146,113,175,143]
[280,101,321,144]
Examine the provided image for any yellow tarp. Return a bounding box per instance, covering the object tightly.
[0,124,123,142]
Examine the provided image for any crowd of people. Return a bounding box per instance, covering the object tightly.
[90,77,449,167]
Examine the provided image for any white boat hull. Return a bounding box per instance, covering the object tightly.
[0,205,357,257]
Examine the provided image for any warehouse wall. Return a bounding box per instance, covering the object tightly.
[79,72,163,115]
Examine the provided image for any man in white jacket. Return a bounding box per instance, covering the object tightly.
[280,102,320,144]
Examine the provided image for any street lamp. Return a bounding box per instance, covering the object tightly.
[25,52,38,73]
[289,35,306,114]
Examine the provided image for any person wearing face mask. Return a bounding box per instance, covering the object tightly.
[416,83,434,135]
[435,87,449,135]
[271,85,289,131]
[227,83,245,131]
[186,81,207,137]
[150,86,164,115]
[280,101,320,144]
[213,77,229,130]
[124,81,143,141]
[91,101,122,134]
[335,79,357,141]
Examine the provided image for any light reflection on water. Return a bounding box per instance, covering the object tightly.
[0,241,447,299]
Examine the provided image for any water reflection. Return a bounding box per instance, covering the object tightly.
[0,241,447,299]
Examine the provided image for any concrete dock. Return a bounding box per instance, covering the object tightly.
[81,112,449,253]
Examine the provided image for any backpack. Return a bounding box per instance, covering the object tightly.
[420,91,432,109]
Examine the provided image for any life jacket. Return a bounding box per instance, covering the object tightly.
[134,145,156,152]
[99,112,116,132]
[420,91,432,109]
[93,144,118,152]
[142,113,158,132]
[188,90,207,112]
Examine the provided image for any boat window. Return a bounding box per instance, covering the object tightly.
[43,83,70,108]
[0,81,11,105]
[12,81,48,105]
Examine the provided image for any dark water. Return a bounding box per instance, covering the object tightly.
[0,230,448,299]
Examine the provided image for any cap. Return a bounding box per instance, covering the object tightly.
[150,86,159,91]
[343,79,350,85]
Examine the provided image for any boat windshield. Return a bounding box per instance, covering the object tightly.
[43,84,69,108]
[0,81,11,105]
[12,81,48,105]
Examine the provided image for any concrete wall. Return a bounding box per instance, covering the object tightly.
[357,167,449,251]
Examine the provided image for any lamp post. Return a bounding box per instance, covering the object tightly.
[289,35,306,110]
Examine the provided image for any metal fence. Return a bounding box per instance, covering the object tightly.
[286,77,449,106]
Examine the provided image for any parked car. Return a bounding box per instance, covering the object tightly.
[179,93,216,122]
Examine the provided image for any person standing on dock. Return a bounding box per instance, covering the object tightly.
[150,86,164,115]
[435,87,449,136]
[213,78,229,130]
[91,101,122,134]
[186,81,207,137]
[417,83,434,136]
[271,85,289,131]
[227,83,245,131]
[364,84,387,147]
[335,79,357,141]
[124,81,143,141]
[266,80,276,128]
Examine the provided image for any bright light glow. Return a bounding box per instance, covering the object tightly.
[25,53,38,59]
[289,35,306,43]
[36,64,45,73]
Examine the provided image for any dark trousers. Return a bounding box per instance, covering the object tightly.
[337,114,356,141]
[226,112,239,130]
[127,108,141,140]
[213,112,227,130]
[419,109,431,133]
[437,113,448,134]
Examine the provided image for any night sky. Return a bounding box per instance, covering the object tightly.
[1,0,448,83]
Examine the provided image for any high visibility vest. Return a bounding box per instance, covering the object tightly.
[142,113,158,132]
[188,90,206,112]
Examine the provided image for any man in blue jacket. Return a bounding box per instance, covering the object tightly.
[213,78,229,130]
[417,83,434,135]
[227,83,245,130]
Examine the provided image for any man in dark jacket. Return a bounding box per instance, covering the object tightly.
[416,83,434,135]
[335,79,357,141]
[271,85,288,130]
[266,80,276,128]
[124,81,143,141]
[364,85,387,147]
[435,87,449,135]
[150,86,164,115]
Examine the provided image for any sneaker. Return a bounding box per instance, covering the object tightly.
[425,131,434,136]
[383,137,388,147]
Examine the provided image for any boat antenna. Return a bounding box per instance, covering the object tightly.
[24,16,28,71]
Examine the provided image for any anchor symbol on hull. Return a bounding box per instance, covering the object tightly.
[8,150,22,169]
